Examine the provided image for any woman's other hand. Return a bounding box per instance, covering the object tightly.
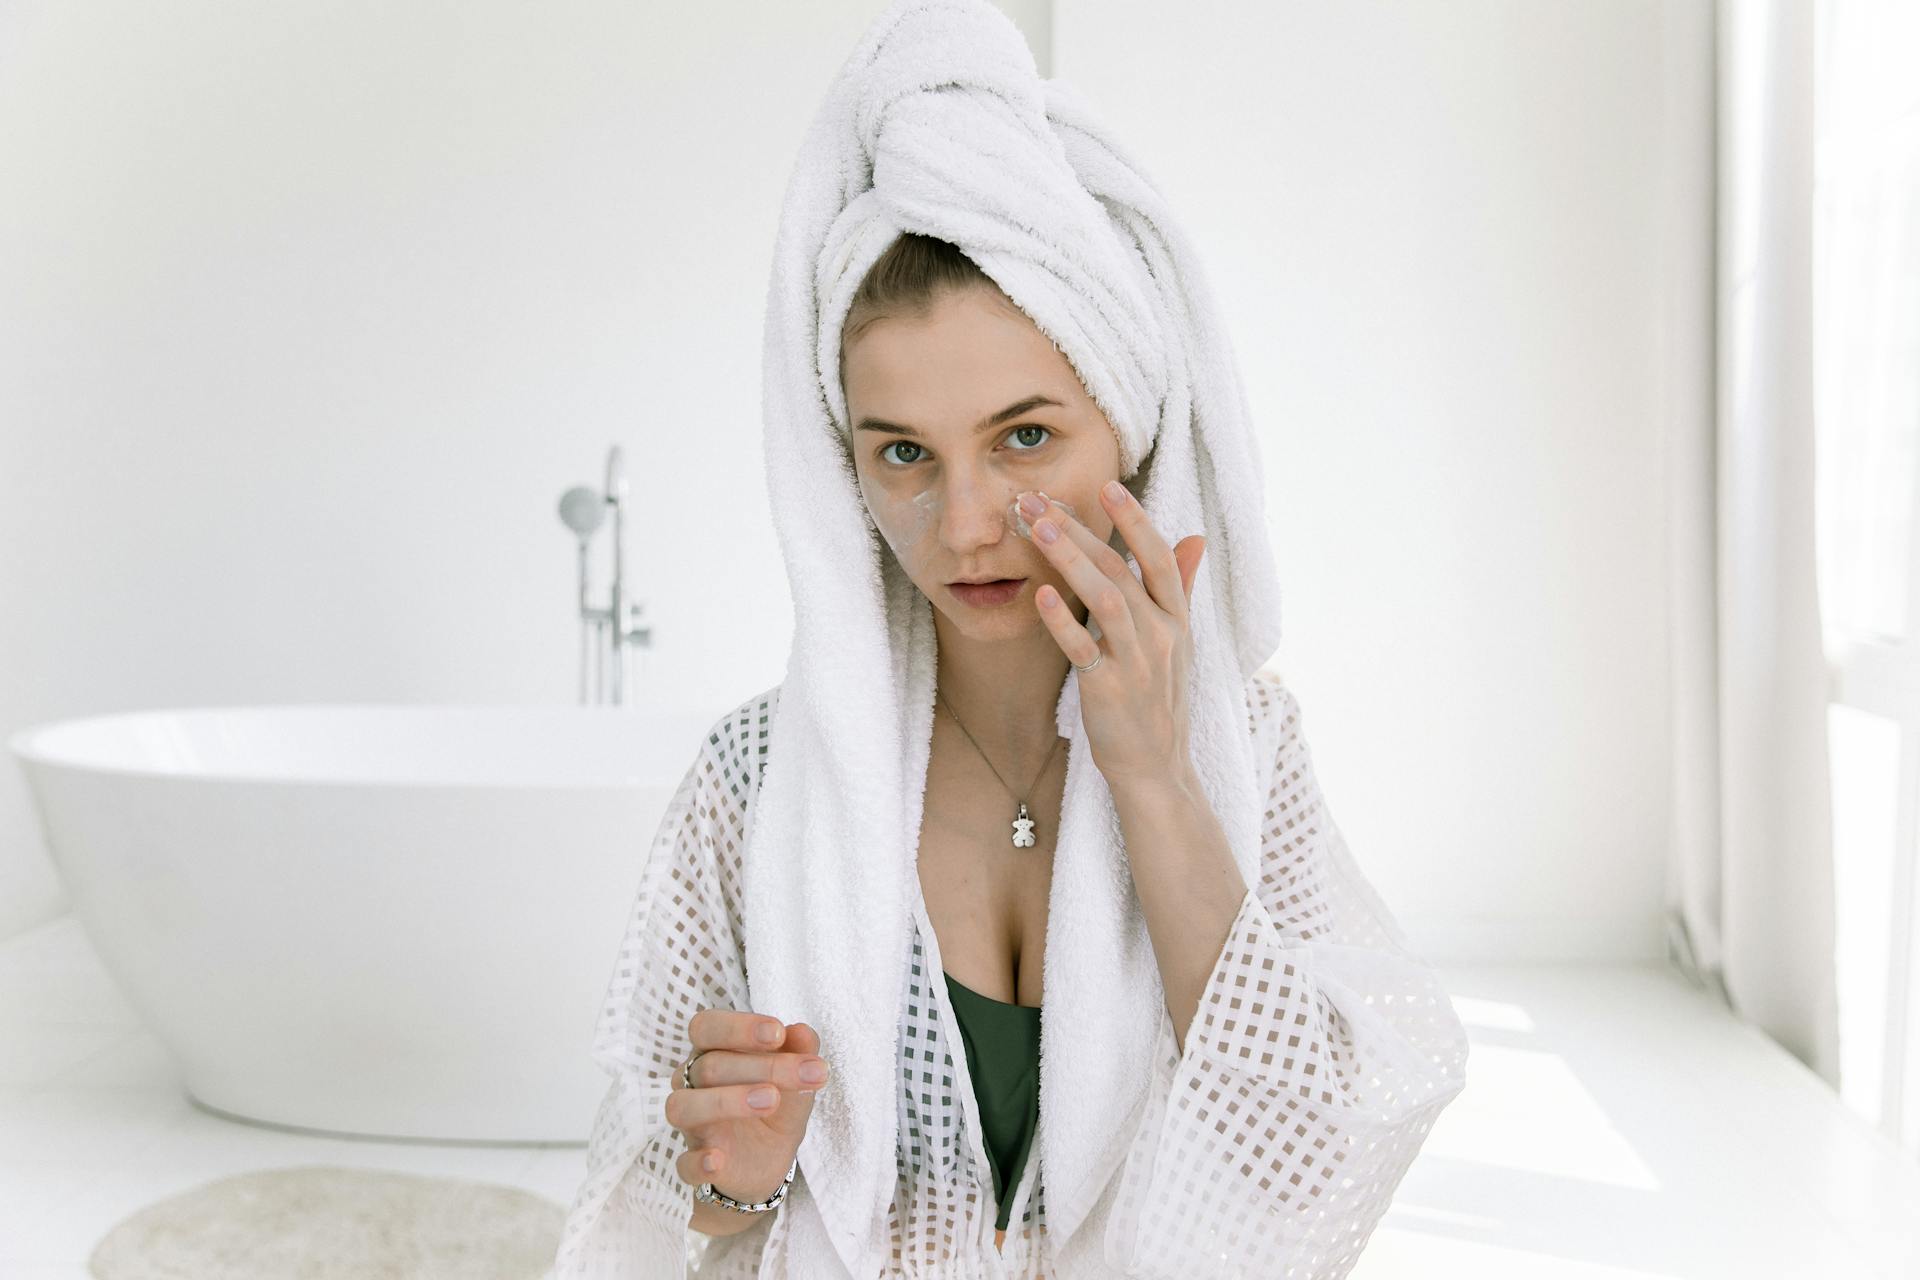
[665,1008,829,1205]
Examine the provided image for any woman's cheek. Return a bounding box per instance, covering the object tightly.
[866,486,942,567]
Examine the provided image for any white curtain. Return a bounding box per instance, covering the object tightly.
[1669,0,1841,1090]
[1808,0,1920,1147]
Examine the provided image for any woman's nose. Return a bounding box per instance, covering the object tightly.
[938,484,1011,545]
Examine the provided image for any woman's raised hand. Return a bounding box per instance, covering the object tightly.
[665,1007,830,1204]
[1019,483,1206,790]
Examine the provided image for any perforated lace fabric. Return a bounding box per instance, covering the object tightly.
[551,672,1470,1279]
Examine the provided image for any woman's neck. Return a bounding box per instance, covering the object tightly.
[931,609,1074,752]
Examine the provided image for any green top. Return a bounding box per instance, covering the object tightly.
[941,969,1042,1232]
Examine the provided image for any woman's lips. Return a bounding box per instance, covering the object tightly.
[948,577,1027,607]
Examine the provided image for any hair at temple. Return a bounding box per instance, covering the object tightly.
[840,232,1006,353]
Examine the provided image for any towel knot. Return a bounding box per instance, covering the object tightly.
[813,0,1172,480]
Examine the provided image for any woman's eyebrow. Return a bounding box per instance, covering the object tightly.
[852,394,1064,438]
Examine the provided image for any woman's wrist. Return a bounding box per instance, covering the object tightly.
[689,1195,760,1238]
[699,1156,797,1212]
[710,1177,781,1205]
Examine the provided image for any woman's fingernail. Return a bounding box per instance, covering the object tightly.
[1018,491,1047,517]
[757,1022,781,1045]
[1104,480,1126,504]
[1035,519,1059,544]
[703,1152,718,1173]
[799,1058,827,1084]
[748,1086,777,1109]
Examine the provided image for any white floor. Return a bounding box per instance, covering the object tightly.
[1361,963,1920,1279]
[0,913,586,1278]
[4,914,1919,1279]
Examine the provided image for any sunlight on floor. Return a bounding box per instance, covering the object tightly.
[1350,965,1920,1280]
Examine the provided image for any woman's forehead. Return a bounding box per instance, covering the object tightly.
[842,298,1091,428]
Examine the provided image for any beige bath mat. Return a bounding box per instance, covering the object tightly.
[89,1165,564,1279]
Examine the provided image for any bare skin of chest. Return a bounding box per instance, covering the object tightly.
[915,719,1067,1010]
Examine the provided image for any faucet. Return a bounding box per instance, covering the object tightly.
[557,444,653,705]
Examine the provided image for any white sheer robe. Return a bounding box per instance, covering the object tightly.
[551,672,1469,1279]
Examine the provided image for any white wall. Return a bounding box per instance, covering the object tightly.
[1059,0,1712,962]
[0,0,858,936]
[0,1,1710,962]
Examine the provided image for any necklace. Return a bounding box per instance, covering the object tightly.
[935,687,1064,849]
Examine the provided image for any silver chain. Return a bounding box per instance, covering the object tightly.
[935,687,1063,847]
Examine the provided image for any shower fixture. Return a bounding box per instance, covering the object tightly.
[557,444,652,705]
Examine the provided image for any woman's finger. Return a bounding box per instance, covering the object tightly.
[683,1048,830,1094]
[1027,503,1139,655]
[1099,480,1187,621]
[689,1007,790,1055]
[1028,493,1152,624]
[665,1079,785,1132]
[676,1140,728,1186]
[1034,580,1103,669]
[1175,535,1206,601]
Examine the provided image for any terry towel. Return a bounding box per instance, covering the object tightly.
[746,0,1287,1272]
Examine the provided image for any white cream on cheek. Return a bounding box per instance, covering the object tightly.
[863,478,1082,577]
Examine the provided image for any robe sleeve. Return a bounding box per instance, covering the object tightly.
[1103,677,1470,1279]
[549,716,773,1279]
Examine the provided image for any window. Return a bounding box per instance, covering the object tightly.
[1813,0,1920,1158]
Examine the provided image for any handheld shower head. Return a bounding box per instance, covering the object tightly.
[558,486,606,540]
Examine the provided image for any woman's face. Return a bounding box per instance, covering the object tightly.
[842,283,1124,640]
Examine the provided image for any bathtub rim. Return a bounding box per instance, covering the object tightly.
[6,700,719,792]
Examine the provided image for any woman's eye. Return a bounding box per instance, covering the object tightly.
[880,427,1047,466]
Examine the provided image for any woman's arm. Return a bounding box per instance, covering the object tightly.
[1109,756,1250,1051]
[1104,675,1470,1280]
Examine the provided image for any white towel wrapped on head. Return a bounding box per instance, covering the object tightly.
[749,0,1287,1271]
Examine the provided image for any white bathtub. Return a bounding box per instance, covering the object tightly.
[8,701,715,1143]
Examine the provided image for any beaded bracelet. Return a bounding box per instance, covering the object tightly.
[695,1156,797,1212]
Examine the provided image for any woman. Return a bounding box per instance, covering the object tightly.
[553,3,1468,1277]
